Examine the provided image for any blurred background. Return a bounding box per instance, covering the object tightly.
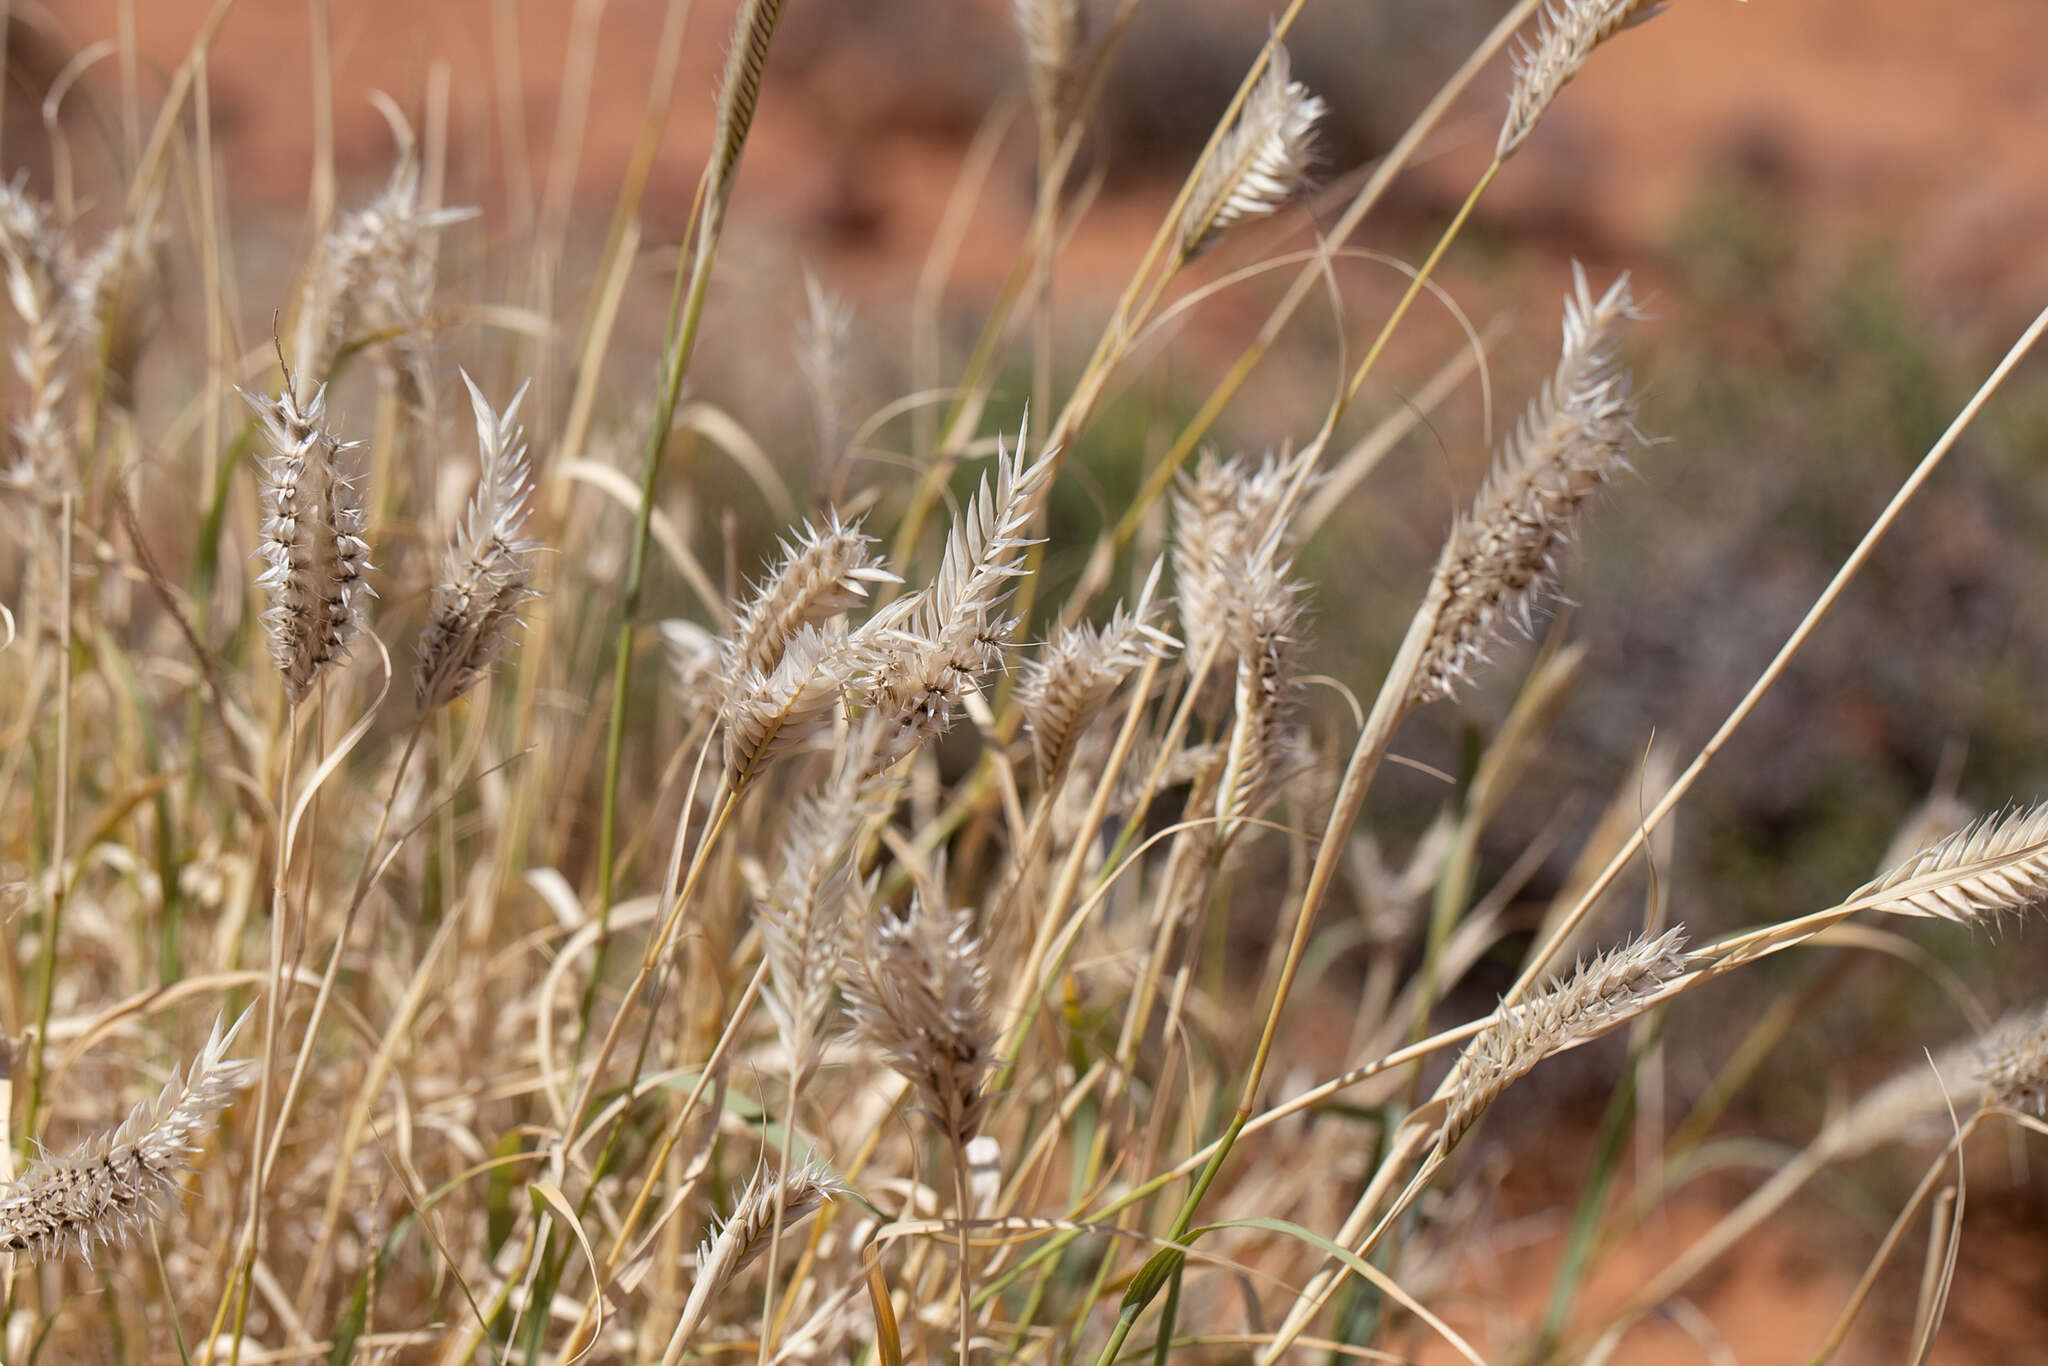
[18,0,2048,1359]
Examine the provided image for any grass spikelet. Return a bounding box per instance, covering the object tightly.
[662,617,724,728]
[759,721,894,1084]
[797,270,855,496]
[244,376,374,705]
[0,181,74,490]
[729,513,896,683]
[1847,802,2048,924]
[415,373,541,710]
[1442,928,1687,1147]
[1018,559,1176,780]
[844,892,997,1143]
[665,1161,840,1356]
[709,0,788,216]
[0,1014,252,1263]
[856,423,1054,767]
[1013,0,1087,134]
[1177,44,1326,260]
[1410,265,1639,706]
[292,136,476,395]
[1977,1006,2048,1117]
[723,624,853,786]
[1172,451,1294,701]
[1498,0,1665,160]
[1214,553,1304,840]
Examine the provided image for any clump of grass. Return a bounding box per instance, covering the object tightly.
[5,5,2047,1365]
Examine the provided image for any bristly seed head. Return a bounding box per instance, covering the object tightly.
[1848,801,2048,926]
[1977,1005,2048,1118]
[415,372,542,711]
[1017,559,1177,780]
[1498,0,1666,161]
[1410,264,1640,707]
[243,376,374,705]
[1178,44,1326,260]
[1442,928,1686,1147]
[843,893,997,1142]
[0,1013,252,1264]
[852,418,1054,769]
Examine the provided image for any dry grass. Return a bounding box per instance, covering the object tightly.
[0,3,2043,1364]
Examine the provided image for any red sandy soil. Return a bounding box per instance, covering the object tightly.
[38,0,2048,327]
[28,2,2048,1362]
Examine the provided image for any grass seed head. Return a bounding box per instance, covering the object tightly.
[1411,265,1640,706]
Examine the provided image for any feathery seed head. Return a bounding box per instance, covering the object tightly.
[759,721,897,1083]
[0,1014,252,1263]
[854,420,1054,767]
[293,137,476,397]
[1178,44,1326,259]
[729,513,896,683]
[662,617,725,729]
[1498,0,1666,160]
[1977,1006,2048,1117]
[415,373,543,710]
[844,893,997,1141]
[1173,450,1298,711]
[243,378,374,704]
[1018,559,1177,779]
[0,181,75,489]
[797,270,856,493]
[1411,265,1640,706]
[671,1158,842,1350]
[1214,553,1305,839]
[1013,0,1088,133]
[1442,928,1686,1147]
[722,624,855,786]
[1849,801,2048,926]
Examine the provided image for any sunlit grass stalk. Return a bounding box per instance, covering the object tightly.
[589,0,786,1016]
